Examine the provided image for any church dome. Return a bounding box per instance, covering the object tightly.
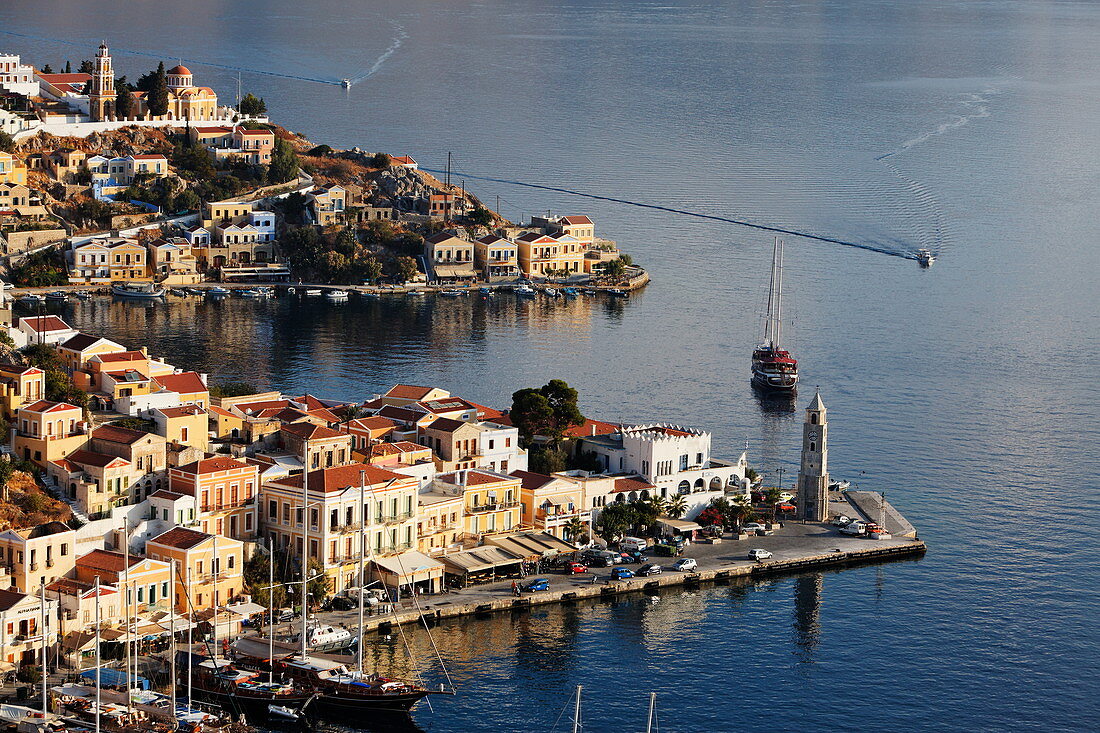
[167,64,192,76]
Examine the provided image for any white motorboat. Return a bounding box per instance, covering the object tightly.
[294,623,355,652]
[268,703,301,721]
[18,293,43,305]
[438,289,465,297]
[207,286,231,296]
[917,249,935,267]
[305,289,323,297]
[514,285,536,297]
[112,282,165,299]
[325,290,349,300]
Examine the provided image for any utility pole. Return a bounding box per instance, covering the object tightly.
[301,438,310,660]
[39,584,47,715]
[93,577,101,733]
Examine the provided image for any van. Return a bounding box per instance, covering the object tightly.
[620,537,648,552]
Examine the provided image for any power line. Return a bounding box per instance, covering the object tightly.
[422,166,917,260]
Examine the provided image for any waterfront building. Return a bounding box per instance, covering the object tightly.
[0,363,45,420]
[17,315,79,346]
[796,392,830,523]
[424,232,477,281]
[280,422,353,470]
[147,238,200,282]
[149,404,209,452]
[576,424,748,519]
[259,463,421,593]
[510,470,590,540]
[0,521,76,594]
[13,400,86,467]
[105,238,152,281]
[56,334,126,375]
[169,455,259,540]
[68,240,112,283]
[416,492,464,555]
[515,231,584,277]
[0,588,58,669]
[474,234,521,279]
[146,526,244,614]
[426,469,522,542]
[380,384,451,407]
[195,200,278,271]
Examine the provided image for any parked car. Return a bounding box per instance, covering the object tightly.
[829,515,852,527]
[748,549,773,560]
[778,491,794,502]
[776,502,797,513]
[567,562,589,574]
[637,563,663,576]
[522,578,550,592]
[741,523,766,533]
[672,558,698,572]
[839,521,866,536]
[324,596,355,612]
[611,567,635,580]
[620,537,649,552]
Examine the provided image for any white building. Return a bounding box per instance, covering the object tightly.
[577,424,748,519]
[478,421,529,473]
[0,53,38,96]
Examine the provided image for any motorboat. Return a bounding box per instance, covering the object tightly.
[268,704,302,721]
[169,288,188,296]
[45,290,69,301]
[325,290,349,300]
[293,623,355,652]
[406,289,426,296]
[751,238,798,393]
[237,289,262,298]
[112,282,166,299]
[608,288,628,298]
[255,287,275,297]
[185,287,204,295]
[305,289,323,297]
[917,249,935,267]
[543,287,561,298]
[514,285,536,297]
[207,286,231,297]
[73,290,92,299]
[17,293,43,305]
[561,287,578,298]
[479,287,493,297]
[438,289,465,297]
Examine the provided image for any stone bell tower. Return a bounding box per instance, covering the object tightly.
[796,391,830,522]
[88,42,116,122]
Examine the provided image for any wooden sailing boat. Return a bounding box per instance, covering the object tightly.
[752,238,799,392]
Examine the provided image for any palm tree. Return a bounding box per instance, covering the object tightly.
[563,516,587,546]
[667,494,688,520]
[729,499,754,534]
[337,403,365,424]
[645,495,668,518]
[765,487,783,523]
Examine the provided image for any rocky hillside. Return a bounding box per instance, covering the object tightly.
[0,470,73,530]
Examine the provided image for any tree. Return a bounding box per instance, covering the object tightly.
[336,404,365,423]
[362,257,383,285]
[114,76,133,119]
[765,487,783,523]
[173,141,215,180]
[306,559,329,607]
[172,188,200,213]
[41,64,53,74]
[238,93,267,116]
[394,256,418,284]
[728,499,755,533]
[644,495,668,518]
[530,447,567,474]
[209,381,259,398]
[594,502,636,543]
[370,152,391,169]
[79,59,94,74]
[509,388,554,446]
[697,506,724,528]
[666,494,688,519]
[602,258,626,280]
[268,137,300,183]
[465,206,493,227]
[0,132,14,153]
[619,253,633,267]
[244,550,287,610]
[564,516,588,545]
[64,60,71,73]
[147,62,169,116]
[308,144,333,157]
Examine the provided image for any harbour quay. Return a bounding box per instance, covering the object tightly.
[307,494,925,638]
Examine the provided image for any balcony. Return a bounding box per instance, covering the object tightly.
[382,511,414,525]
[28,563,37,572]
[468,501,519,514]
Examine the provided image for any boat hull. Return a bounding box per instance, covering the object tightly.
[112,285,165,298]
[313,689,433,715]
[751,367,798,392]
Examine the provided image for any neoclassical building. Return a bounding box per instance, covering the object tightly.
[89,44,219,122]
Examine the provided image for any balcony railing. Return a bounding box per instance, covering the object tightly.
[382,511,414,524]
[468,501,519,514]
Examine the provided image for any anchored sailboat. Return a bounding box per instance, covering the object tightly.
[752,238,799,392]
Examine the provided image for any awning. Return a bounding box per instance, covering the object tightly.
[224,601,265,618]
[370,550,445,581]
[485,531,576,559]
[433,264,477,279]
[439,546,522,575]
[656,518,702,533]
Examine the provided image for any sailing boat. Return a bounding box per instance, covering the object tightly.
[751,238,799,392]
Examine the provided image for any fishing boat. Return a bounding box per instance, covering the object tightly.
[561,287,578,298]
[45,290,69,301]
[438,289,465,297]
[543,287,561,299]
[325,290,349,300]
[405,289,425,296]
[751,238,798,393]
[169,288,188,297]
[111,282,165,299]
[916,249,935,267]
[207,286,231,297]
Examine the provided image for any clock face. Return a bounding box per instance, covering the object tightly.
[807,430,818,441]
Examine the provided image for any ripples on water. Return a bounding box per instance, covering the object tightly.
[6,0,1100,730]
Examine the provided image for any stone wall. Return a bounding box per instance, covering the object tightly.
[1,228,68,255]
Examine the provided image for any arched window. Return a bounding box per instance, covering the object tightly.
[809,442,816,452]
[693,478,705,493]
[678,481,690,495]
[811,414,818,425]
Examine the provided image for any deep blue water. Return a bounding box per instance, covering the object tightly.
[3,1,1099,730]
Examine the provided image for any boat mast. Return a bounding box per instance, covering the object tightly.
[646,691,656,733]
[212,533,219,662]
[572,684,582,733]
[358,470,366,677]
[764,237,778,348]
[93,577,101,733]
[267,539,274,685]
[123,521,130,692]
[775,238,784,350]
[169,561,176,718]
[301,438,310,660]
[186,564,192,712]
[39,584,47,715]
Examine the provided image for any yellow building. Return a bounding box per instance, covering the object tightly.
[416,493,464,555]
[169,455,259,541]
[0,152,27,185]
[513,470,591,541]
[13,400,86,467]
[429,469,522,542]
[48,449,137,518]
[56,334,126,377]
[0,522,77,594]
[515,232,585,277]
[107,240,151,281]
[74,550,173,615]
[152,404,209,452]
[0,364,45,420]
[146,527,244,614]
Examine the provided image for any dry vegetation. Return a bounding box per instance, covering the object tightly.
[0,471,73,530]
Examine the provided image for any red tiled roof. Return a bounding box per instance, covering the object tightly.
[385,384,437,400]
[347,416,396,432]
[148,526,211,550]
[22,399,78,413]
[612,476,656,494]
[192,126,232,134]
[154,371,207,394]
[370,441,428,456]
[441,469,516,487]
[93,350,147,363]
[148,489,186,501]
[130,154,167,160]
[38,73,90,84]
[157,405,205,418]
[561,215,593,225]
[235,399,291,414]
[64,449,129,469]
[421,417,470,433]
[20,315,71,332]
[280,422,344,441]
[175,456,252,474]
[59,333,111,352]
[92,424,148,444]
[167,64,192,75]
[509,470,554,492]
[278,463,407,492]
[77,549,139,574]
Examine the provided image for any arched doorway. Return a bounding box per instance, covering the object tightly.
[677,481,690,495]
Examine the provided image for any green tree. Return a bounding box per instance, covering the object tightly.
[530,446,567,474]
[173,141,215,180]
[370,152,391,169]
[244,550,287,610]
[666,494,688,519]
[146,62,169,116]
[594,502,636,543]
[208,381,259,398]
[308,145,333,157]
[509,388,554,446]
[619,253,633,267]
[465,206,493,227]
[41,64,53,74]
[644,495,668,518]
[602,258,626,280]
[79,59,94,74]
[64,61,72,73]
[0,132,14,153]
[563,516,588,545]
[306,558,329,607]
[238,93,267,116]
[631,498,658,531]
[268,137,299,183]
[361,257,383,284]
[765,487,783,523]
[114,76,133,119]
[394,255,418,284]
[172,188,200,212]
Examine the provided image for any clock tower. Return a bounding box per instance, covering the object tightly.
[796,391,830,522]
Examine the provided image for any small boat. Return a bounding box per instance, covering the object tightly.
[406,289,426,296]
[543,287,561,299]
[294,623,355,652]
[438,289,464,297]
[325,290,349,300]
[479,287,493,297]
[268,704,301,721]
[73,290,92,299]
[561,287,578,298]
[237,289,262,298]
[583,289,598,296]
[256,287,275,297]
[917,249,935,267]
[361,290,380,299]
[45,290,69,301]
[186,287,204,295]
[607,288,628,298]
[169,288,188,296]
[514,285,536,297]
[18,293,43,305]
[751,238,798,393]
[112,281,166,298]
[207,286,231,296]
[305,289,323,297]
[287,287,296,295]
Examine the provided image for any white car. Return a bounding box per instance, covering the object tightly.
[829,515,852,527]
[672,558,698,572]
[778,491,794,502]
[839,521,866,536]
[748,549,772,560]
[741,523,766,533]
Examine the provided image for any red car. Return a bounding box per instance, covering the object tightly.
[567,562,589,574]
[777,502,797,513]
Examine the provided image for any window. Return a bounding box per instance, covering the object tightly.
[696,452,703,466]
[679,455,689,471]
[270,500,277,520]
[60,543,68,556]
[228,556,235,569]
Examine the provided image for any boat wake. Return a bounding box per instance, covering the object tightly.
[345,23,408,86]
[875,87,999,161]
